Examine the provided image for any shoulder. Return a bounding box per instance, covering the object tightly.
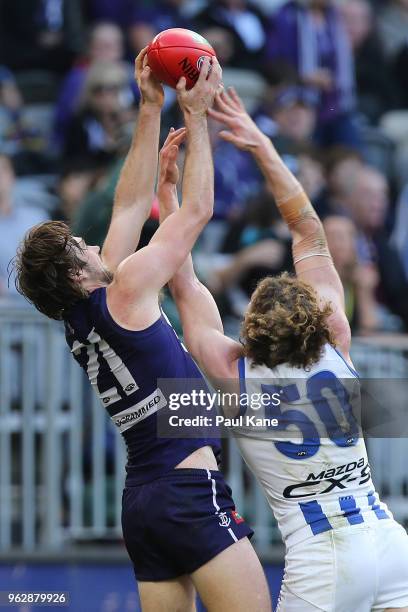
[328,344,358,377]
[105,280,161,331]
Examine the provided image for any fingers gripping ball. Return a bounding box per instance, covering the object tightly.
[147,28,216,90]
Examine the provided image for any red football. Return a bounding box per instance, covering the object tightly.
[147,28,216,90]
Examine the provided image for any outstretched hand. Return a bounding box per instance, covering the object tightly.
[176,56,223,116]
[208,87,266,151]
[158,127,186,190]
[135,46,164,108]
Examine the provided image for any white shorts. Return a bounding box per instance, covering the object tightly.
[277,520,408,612]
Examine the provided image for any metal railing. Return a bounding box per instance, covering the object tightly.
[0,302,407,558]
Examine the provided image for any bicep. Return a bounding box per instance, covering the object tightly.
[102,206,148,273]
[114,208,206,296]
[172,278,241,379]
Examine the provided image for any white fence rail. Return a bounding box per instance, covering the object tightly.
[0,302,407,557]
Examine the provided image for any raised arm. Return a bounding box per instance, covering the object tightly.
[101,47,163,274]
[208,89,351,357]
[157,128,242,380]
[107,59,225,330]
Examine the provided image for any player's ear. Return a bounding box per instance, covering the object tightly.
[69,267,87,284]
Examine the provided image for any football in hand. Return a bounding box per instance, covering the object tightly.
[147,28,216,90]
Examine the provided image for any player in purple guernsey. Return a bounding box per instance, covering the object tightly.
[14,48,271,611]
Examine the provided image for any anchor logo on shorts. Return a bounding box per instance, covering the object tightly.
[218,512,231,527]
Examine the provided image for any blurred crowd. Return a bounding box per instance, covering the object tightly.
[1,0,408,337]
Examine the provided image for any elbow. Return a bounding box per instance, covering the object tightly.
[200,206,213,224]
[330,313,351,353]
[170,275,200,300]
[192,205,213,226]
[184,195,214,225]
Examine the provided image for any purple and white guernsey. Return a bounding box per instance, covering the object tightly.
[64,287,220,485]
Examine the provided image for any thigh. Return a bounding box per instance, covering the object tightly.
[139,575,196,612]
[276,583,323,612]
[190,537,271,612]
[279,527,377,612]
[279,532,337,612]
[374,522,408,611]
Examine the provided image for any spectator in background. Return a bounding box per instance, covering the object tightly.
[254,85,318,154]
[200,27,236,67]
[316,145,363,217]
[346,165,408,329]
[0,155,48,295]
[209,189,291,317]
[295,147,326,206]
[378,0,408,107]
[392,184,408,279]
[324,215,381,332]
[127,0,193,56]
[195,0,268,69]
[71,158,123,248]
[72,156,158,251]
[63,62,136,169]
[54,22,138,150]
[0,0,84,74]
[378,0,408,62]
[266,0,360,148]
[0,66,50,174]
[52,160,97,225]
[208,116,263,219]
[340,0,397,123]
[83,0,135,28]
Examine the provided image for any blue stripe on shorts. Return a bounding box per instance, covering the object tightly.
[339,495,364,525]
[299,500,333,535]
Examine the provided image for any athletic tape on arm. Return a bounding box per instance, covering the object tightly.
[276,190,332,265]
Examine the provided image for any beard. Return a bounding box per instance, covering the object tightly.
[100,266,114,285]
[86,260,114,286]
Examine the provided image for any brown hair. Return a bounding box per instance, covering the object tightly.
[241,273,335,370]
[14,221,88,320]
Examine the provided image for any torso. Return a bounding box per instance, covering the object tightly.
[64,287,221,485]
[230,344,392,547]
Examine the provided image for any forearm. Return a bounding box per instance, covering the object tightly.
[252,138,330,267]
[157,183,197,288]
[114,103,161,214]
[158,183,178,223]
[181,113,213,219]
[165,113,213,291]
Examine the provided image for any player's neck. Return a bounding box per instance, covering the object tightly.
[81,270,113,293]
[83,279,110,293]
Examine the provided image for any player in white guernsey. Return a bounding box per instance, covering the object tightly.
[162,88,408,611]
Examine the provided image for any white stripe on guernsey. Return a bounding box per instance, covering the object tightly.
[206,469,220,512]
[228,528,238,542]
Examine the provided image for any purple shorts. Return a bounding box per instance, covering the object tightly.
[122,468,253,581]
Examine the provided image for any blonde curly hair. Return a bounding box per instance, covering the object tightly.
[241,273,335,370]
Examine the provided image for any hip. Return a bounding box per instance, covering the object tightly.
[278,520,408,611]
